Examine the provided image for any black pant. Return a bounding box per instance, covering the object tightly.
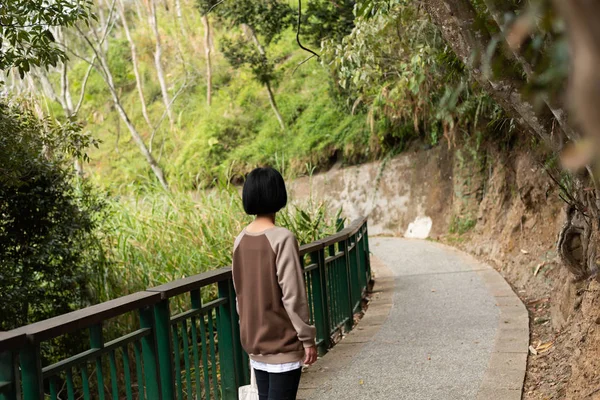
[254,368,302,400]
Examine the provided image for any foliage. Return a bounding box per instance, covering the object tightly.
[196,0,221,16]
[279,168,345,244]
[0,99,106,332]
[321,0,512,151]
[220,36,274,84]
[448,214,476,235]
[470,0,570,105]
[217,0,294,121]
[214,0,294,45]
[0,0,94,77]
[300,0,357,46]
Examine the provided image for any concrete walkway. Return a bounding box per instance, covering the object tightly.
[299,237,529,400]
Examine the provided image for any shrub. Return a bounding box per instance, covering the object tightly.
[0,100,106,332]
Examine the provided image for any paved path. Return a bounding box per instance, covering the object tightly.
[300,237,528,400]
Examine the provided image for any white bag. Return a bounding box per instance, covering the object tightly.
[238,367,258,400]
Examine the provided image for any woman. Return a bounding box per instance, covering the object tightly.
[232,167,317,400]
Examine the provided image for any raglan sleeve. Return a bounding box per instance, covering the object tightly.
[232,233,243,316]
[275,232,317,348]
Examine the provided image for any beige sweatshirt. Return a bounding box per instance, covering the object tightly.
[232,226,316,364]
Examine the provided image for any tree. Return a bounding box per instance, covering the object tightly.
[197,0,219,107]
[0,1,108,338]
[146,0,175,129]
[117,0,154,130]
[421,0,565,150]
[216,0,294,130]
[174,0,188,38]
[0,101,104,331]
[0,0,95,77]
[417,0,600,279]
[29,26,97,177]
[73,0,170,189]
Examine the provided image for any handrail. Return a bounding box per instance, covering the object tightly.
[147,267,232,299]
[0,332,27,354]
[6,291,162,345]
[0,216,371,400]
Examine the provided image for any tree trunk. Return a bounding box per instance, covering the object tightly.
[36,48,96,176]
[201,15,212,107]
[73,56,97,115]
[77,23,169,190]
[102,62,169,190]
[50,28,84,177]
[148,0,175,129]
[134,0,144,20]
[60,59,86,177]
[265,81,285,130]
[97,0,112,53]
[60,62,74,114]
[422,0,559,149]
[37,71,62,106]
[110,89,169,190]
[244,24,285,130]
[118,0,153,130]
[175,0,187,38]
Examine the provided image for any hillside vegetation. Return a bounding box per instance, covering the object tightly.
[31,0,518,192]
[41,1,373,190]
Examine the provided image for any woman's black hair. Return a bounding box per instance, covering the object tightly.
[242,167,288,215]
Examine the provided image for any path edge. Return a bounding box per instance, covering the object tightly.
[427,240,529,400]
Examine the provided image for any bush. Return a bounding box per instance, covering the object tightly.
[0,100,106,332]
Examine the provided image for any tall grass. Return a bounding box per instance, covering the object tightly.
[97,179,341,302]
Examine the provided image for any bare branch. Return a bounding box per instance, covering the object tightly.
[201,15,212,106]
[207,0,227,14]
[73,57,97,115]
[148,0,175,128]
[293,54,317,76]
[150,77,189,153]
[117,0,153,129]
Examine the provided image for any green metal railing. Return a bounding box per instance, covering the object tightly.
[0,217,371,400]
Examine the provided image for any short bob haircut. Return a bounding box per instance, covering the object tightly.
[242,167,287,215]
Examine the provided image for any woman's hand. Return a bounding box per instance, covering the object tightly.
[304,346,317,366]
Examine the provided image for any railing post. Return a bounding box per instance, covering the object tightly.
[348,234,361,313]
[0,351,17,400]
[139,305,164,400]
[217,279,244,399]
[19,344,42,400]
[340,239,354,332]
[357,225,369,292]
[310,248,331,356]
[89,324,106,400]
[230,279,249,387]
[364,223,372,284]
[355,233,365,294]
[153,300,175,400]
